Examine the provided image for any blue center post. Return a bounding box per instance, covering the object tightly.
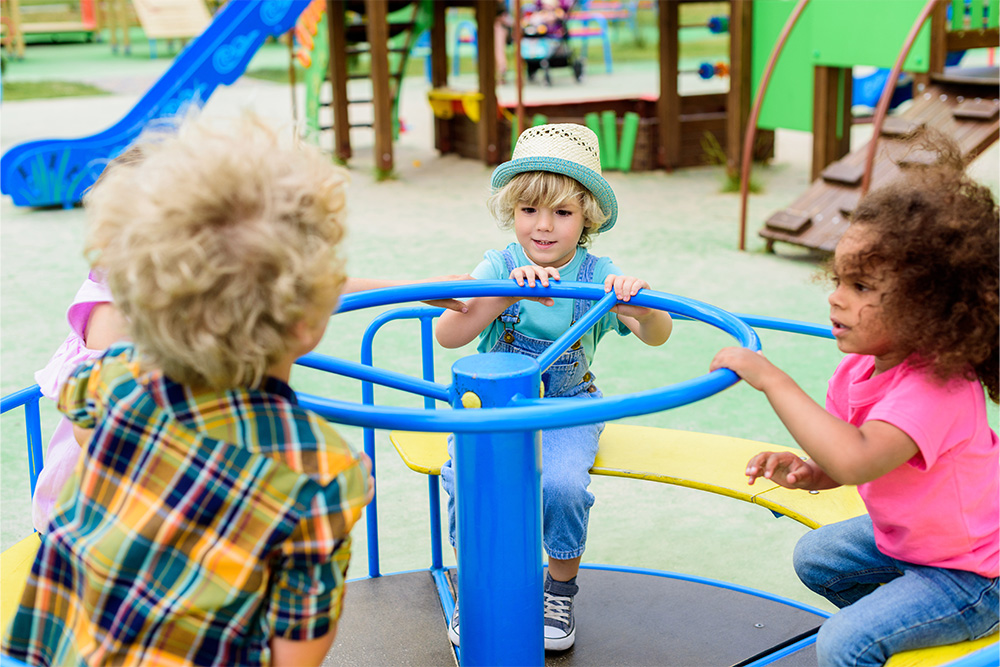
[451,353,545,666]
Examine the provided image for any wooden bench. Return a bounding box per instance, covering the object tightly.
[7,0,98,40]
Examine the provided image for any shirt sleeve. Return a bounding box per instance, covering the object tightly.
[56,344,135,429]
[267,434,370,639]
[470,249,506,280]
[867,367,977,471]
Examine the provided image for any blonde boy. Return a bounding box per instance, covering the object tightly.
[2,115,372,667]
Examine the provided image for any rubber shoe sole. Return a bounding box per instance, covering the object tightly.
[544,625,576,651]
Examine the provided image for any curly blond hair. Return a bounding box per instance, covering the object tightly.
[487,171,608,247]
[85,114,349,389]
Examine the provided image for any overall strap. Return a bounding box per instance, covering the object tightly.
[498,248,520,325]
[571,252,600,324]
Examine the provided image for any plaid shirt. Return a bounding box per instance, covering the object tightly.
[3,344,369,666]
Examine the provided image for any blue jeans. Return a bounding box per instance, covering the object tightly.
[440,327,604,560]
[794,515,999,667]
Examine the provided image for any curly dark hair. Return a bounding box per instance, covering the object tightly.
[843,130,999,402]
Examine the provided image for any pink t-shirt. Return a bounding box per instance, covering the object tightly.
[31,274,114,532]
[827,354,999,577]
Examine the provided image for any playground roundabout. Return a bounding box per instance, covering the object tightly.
[2,282,996,666]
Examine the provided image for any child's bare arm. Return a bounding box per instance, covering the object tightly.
[435,266,557,349]
[745,450,839,490]
[604,275,672,346]
[83,303,127,349]
[74,302,129,447]
[343,276,473,313]
[711,347,919,485]
[271,633,337,667]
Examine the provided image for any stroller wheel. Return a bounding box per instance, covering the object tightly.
[573,60,584,83]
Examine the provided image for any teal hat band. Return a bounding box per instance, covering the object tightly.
[490,124,618,232]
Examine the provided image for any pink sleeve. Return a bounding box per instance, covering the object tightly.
[867,369,978,471]
[66,276,114,340]
[34,276,114,400]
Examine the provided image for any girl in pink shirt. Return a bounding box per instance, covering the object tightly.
[712,131,998,667]
[32,271,126,532]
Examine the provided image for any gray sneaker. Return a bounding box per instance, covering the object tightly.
[448,599,460,647]
[543,574,578,651]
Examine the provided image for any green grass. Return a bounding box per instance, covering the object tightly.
[244,64,309,84]
[1,80,109,100]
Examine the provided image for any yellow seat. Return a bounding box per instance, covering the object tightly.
[1,532,41,632]
[390,423,867,529]
[885,635,998,667]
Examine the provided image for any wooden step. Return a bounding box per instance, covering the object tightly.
[953,99,1000,121]
[765,209,812,235]
[820,160,864,186]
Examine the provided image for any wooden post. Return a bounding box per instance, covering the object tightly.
[430,0,450,153]
[7,0,25,58]
[116,0,131,54]
[727,0,754,174]
[327,0,352,161]
[476,0,500,164]
[657,0,680,170]
[923,1,949,84]
[811,66,852,181]
[365,0,393,173]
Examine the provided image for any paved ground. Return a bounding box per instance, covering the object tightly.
[2,36,997,613]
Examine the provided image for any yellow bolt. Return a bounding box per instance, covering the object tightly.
[461,391,482,409]
[539,382,545,398]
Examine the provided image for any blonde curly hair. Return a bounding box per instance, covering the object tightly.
[85,114,349,389]
[487,171,608,247]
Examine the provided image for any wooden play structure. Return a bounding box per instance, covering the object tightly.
[302,0,771,175]
[300,0,429,173]
[754,0,999,253]
[1,0,99,57]
[1,0,214,57]
[100,0,212,56]
[424,0,771,172]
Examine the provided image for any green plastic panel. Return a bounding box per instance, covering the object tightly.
[753,0,933,132]
[990,0,999,28]
[968,0,985,29]
[953,0,965,30]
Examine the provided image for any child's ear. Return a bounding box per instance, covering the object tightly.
[289,316,321,352]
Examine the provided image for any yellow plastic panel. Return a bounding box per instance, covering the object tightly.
[590,424,788,502]
[390,425,866,528]
[390,430,449,475]
[754,485,867,529]
[1,532,41,631]
[885,634,999,667]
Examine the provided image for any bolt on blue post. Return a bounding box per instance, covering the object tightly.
[451,353,545,666]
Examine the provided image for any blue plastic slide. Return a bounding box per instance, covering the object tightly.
[1,0,311,208]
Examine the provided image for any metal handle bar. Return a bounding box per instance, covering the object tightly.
[298,281,760,432]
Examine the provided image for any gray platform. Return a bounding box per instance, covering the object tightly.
[325,567,823,666]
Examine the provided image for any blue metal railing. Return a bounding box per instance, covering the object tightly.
[1,384,44,498]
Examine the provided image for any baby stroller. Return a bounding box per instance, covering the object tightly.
[520,0,583,86]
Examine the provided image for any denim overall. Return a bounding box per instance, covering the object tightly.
[440,249,605,560]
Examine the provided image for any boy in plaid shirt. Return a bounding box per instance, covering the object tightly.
[3,114,373,667]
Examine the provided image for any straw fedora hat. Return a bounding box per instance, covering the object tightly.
[490,123,618,232]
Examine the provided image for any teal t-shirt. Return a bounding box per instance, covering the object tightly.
[470,243,632,363]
